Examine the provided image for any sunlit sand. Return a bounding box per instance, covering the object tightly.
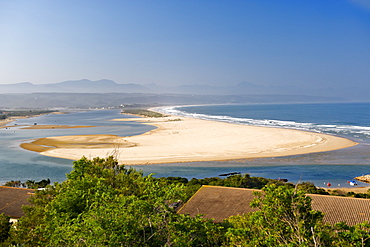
[20,115,357,165]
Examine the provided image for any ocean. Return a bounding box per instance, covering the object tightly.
[1,103,370,188]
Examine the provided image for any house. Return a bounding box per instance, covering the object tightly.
[0,186,34,222]
[178,185,370,226]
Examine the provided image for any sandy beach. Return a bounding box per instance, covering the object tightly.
[325,186,370,194]
[20,125,94,130]
[20,115,358,165]
[0,118,16,127]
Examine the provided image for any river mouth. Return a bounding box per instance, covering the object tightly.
[1,105,370,188]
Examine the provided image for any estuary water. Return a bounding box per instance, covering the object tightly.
[0,110,155,184]
[1,103,370,188]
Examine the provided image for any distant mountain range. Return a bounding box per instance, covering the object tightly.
[0,79,350,98]
[0,79,150,94]
[0,92,348,109]
[0,79,361,108]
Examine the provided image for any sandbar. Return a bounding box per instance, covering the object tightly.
[0,120,13,127]
[0,118,17,127]
[2,124,94,130]
[20,115,358,165]
[20,125,95,130]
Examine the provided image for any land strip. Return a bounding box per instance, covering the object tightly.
[21,114,357,165]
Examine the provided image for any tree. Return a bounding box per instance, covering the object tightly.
[3,178,51,189]
[224,184,329,246]
[10,156,224,246]
[296,182,329,195]
[25,178,50,189]
[0,214,11,244]
[332,222,370,247]
[3,180,22,188]
[10,156,370,246]
[224,184,370,246]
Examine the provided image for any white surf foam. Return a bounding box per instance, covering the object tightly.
[154,106,370,139]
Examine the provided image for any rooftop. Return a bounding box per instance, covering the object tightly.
[0,186,34,218]
[178,185,370,226]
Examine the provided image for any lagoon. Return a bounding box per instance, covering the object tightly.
[1,103,370,188]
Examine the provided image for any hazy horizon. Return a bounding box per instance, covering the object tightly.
[1,1,369,99]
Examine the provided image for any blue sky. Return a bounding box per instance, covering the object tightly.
[0,0,369,94]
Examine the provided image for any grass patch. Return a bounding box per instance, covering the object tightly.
[0,110,57,120]
[121,109,166,118]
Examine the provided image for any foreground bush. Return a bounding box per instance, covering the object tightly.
[8,157,224,246]
[3,156,370,246]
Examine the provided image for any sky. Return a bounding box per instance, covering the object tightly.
[0,0,369,95]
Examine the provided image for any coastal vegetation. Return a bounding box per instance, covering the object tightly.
[121,107,166,118]
[2,156,370,246]
[3,179,51,189]
[155,175,370,201]
[0,214,10,244]
[0,110,56,120]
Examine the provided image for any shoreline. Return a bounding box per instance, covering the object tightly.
[0,119,14,127]
[20,113,358,165]
[325,186,370,194]
[0,111,64,128]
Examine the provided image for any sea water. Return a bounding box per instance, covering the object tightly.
[1,104,370,188]
[147,103,370,188]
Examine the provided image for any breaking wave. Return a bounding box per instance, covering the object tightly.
[154,106,370,140]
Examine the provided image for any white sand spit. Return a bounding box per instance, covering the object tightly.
[21,115,357,165]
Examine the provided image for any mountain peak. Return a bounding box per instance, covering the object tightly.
[236,81,261,88]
